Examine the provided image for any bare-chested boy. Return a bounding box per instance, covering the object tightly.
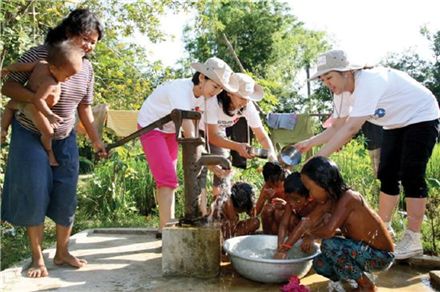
[211,181,260,240]
[255,162,287,234]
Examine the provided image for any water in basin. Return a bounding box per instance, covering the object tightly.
[240,246,309,260]
[224,235,320,283]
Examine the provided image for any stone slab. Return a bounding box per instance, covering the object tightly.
[162,226,220,278]
[408,255,440,270]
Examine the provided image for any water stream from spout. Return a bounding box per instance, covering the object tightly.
[207,177,232,227]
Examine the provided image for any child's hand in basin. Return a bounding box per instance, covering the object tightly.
[273,250,288,260]
[300,237,314,253]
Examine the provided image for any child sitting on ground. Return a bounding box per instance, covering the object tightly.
[254,161,287,234]
[1,41,84,166]
[278,156,394,291]
[211,181,260,240]
[276,172,320,253]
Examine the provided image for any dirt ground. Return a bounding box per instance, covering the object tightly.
[0,228,437,291]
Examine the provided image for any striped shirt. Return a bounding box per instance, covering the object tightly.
[8,45,94,139]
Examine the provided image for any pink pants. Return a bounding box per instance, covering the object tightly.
[139,127,179,188]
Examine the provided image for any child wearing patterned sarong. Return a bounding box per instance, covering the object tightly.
[300,156,394,291]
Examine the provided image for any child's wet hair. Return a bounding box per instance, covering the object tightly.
[262,161,285,184]
[47,41,84,68]
[284,172,308,197]
[301,156,349,201]
[230,182,255,213]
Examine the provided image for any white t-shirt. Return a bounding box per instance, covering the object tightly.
[334,67,440,129]
[137,78,202,133]
[201,97,263,136]
[332,92,355,118]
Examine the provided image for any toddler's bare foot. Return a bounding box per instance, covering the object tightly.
[27,260,48,278]
[47,150,59,166]
[54,252,87,268]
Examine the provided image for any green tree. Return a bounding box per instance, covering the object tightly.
[181,0,329,112]
[382,50,431,84]
[1,0,188,110]
[1,0,70,64]
[421,27,440,103]
[83,0,190,109]
[382,27,440,105]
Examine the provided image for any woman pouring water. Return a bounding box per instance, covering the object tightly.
[294,49,439,260]
[200,73,277,201]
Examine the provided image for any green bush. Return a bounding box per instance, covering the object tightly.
[424,143,440,255]
[78,144,151,221]
[77,141,187,222]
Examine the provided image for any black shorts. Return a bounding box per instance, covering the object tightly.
[378,119,439,198]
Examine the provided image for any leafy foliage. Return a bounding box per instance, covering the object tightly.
[382,26,440,104]
[182,0,330,113]
[82,0,190,109]
[382,50,431,83]
[0,0,188,111]
[1,0,70,64]
[78,147,154,220]
[77,142,187,221]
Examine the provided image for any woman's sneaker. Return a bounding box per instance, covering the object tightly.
[394,229,423,260]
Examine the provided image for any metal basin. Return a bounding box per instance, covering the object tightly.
[223,235,320,283]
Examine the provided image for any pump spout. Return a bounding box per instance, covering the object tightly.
[179,153,232,226]
[197,154,231,170]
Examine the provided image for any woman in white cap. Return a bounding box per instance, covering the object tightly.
[201,73,277,201]
[137,57,238,238]
[295,49,439,260]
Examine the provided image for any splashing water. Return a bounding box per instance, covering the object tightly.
[365,229,380,247]
[207,177,232,224]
